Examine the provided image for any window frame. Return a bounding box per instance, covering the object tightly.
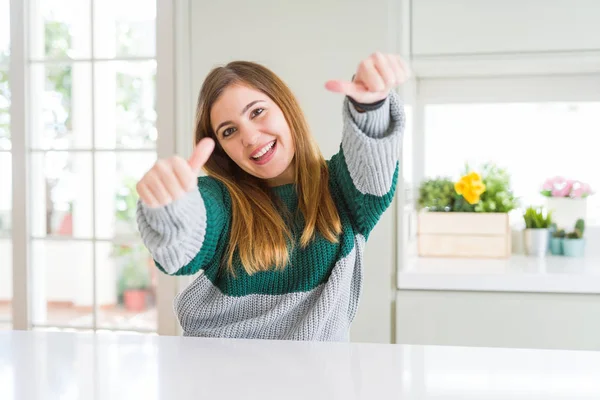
[8,0,179,335]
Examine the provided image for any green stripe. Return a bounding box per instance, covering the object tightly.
[157,154,397,297]
[328,150,399,239]
[155,177,230,276]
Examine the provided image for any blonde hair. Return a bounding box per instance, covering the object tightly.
[195,61,342,275]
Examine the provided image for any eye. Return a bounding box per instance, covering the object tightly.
[251,108,264,118]
[222,127,236,137]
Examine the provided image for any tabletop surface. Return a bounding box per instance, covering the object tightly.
[1,330,600,400]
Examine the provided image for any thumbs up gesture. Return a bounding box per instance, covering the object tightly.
[136,138,215,208]
[325,52,409,105]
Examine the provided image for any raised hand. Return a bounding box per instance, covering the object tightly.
[136,138,215,208]
[325,52,409,105]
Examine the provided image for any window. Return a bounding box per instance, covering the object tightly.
[424,102,600,226]
[0,0,11,328]
[10,0,159,332]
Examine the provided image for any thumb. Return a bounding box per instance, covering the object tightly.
[188,138,215,174]
[325,80,366,97]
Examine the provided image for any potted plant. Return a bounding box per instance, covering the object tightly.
[114,243,152,312]
[563,219,586,257]
[471,163,519,213]
[523,206,553,257]
[541,176,593,229]
[417,177,456,212]
[549,228,565,255]
[417,163,517,259]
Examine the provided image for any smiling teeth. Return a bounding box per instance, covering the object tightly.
[252,141,275,159]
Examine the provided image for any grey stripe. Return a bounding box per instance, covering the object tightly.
[136,190,207,274]
[342,90,405,196]
[174,235,367,341]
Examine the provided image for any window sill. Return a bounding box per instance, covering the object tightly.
[398,254,600,295]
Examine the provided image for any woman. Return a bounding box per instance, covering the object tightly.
[136,52,407,341]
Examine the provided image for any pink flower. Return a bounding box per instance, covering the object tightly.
[541,179,554,191]
[550,177,570,197]
[552,186,571,197]
[541,176,593,198]
[570,187,584,198]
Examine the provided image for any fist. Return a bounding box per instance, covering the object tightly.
[325,52,409,104]
[136,138,215,208]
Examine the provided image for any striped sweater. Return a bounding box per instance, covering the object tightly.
[136,91,404,341]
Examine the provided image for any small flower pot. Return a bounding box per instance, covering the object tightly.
[563,238,586,257]
[524,228,550,257]
[123,289,148,312]
[549,237,563,255]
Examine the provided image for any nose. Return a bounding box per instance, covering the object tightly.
[240,128,260,147]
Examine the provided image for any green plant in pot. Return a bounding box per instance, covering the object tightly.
[550,228,565,256]
[523,206,553,257]
[472,163,519,213]
[114,243,152,312]
[418,177,456,212]
[563,219,586,257]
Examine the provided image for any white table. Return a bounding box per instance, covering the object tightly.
[1,330,599,399]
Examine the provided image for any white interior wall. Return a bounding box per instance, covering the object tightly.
[411,0,600,56]
[396,290,600,351]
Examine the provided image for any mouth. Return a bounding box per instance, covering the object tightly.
[250,140,277,165]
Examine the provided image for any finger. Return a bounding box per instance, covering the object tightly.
[154,160,186,200]
[136,182,160,208]
[360,59,385,92]
[324,79,366,97]
[171,156,197,192]
[373,52,396,87]
[188,137,215,174]
[396,55,411,79]
[146,171,173,206]
[387,54,404,85]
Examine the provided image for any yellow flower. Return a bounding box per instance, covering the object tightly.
[455,172,486,205]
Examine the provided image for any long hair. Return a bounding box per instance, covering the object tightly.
[195,61,342,275]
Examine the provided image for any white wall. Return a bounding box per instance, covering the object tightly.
[396,290,600,351]
[183,0,405,343]
[411,0,600,56]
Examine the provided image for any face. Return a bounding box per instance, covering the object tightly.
[210,84,295,186]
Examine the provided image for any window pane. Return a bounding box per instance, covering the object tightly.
[0,152,10,235]
[402,104,414,199]
[0,0,9,63]
[94,61,156,149]
[29,63,93,149]
[0,237,11,323]
[0,153,11,323]
[31,239,94,328]
[424,102,600,226]
[0,68,9,150]
[29,0,92,60]
[96,240,156,331]
[30,152,93,238]
[95,152,156,239]
[94,0,156,58]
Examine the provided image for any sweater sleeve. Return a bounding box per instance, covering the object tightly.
[136,176,229,275]
[328,90,405,238]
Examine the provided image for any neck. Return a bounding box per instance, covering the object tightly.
[267,161,295,187]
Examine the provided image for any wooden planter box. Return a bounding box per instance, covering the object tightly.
[417,212,511,258]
